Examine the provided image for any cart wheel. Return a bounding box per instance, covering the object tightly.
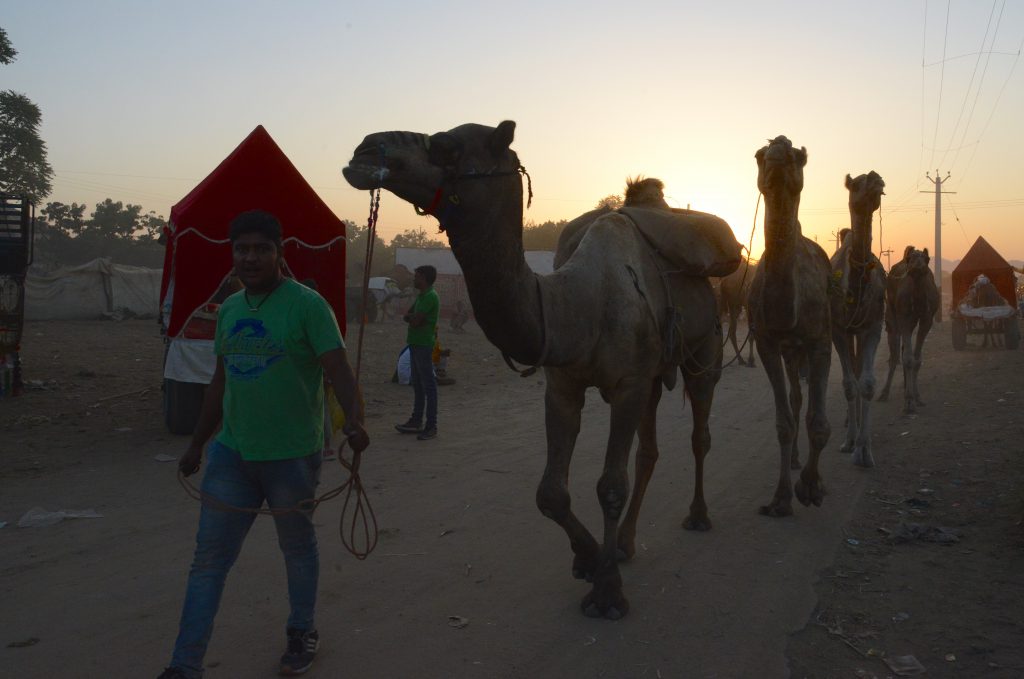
[1006,317,1020,350]
[952,317,967,350]
[164,378,206,435]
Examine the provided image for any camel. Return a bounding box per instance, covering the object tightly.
[344,122,737,619]
[877,246,939,412]
[746,136,832,517]
[716,258,757,367]
[830,172,887,468]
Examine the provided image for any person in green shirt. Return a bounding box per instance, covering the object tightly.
[395,265,440,440]
[160,210,369,679]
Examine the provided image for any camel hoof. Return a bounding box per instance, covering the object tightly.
[614,545,634,563]
[759,503,793,518]
[915,398,925,407]
[572,555,596,583]
[876,392,889,402]
[839,441,853,453]
[851,449,875,468]
[581,591,629,620]
[795,477,825,507]
[682,513,713,532]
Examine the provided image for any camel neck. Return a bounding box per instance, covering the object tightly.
[446,185,547,365]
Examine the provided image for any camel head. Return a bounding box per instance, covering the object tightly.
[905,247,930,278]
[343,121,522,242]
[845,171,885,215]
[755,135,807,197]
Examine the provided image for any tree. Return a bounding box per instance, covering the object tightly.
[595,194,623,210]
[345,220,393,281]
[0,28,16,64]
[41,201,87,236]
[390,227,446,249]
[522,219,567,251]
[87,199,144,239]
[0,28,53,203]
[139,210,167,242]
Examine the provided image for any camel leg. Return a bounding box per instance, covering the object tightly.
[877,325,899,401]
[900,328,917,414]
[852,326,881,468]
[756,345,796,517]
[832,330,857,454]
[911,316,933,407]
[795,344,831,507]
[746,327,757,368]
[681,359,718,531]
[535,375,600,583]
[784,357,803,469]
[617,378,662,561]
[581,380,648,620]
[728,307,745,366]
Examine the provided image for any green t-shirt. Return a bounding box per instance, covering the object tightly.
[406,286,440,347]
[214,278,344,461]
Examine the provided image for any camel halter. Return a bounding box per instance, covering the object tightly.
[411,133,533,223]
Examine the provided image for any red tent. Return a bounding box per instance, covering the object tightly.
[950,236,1016,309]
[159,125,346,339]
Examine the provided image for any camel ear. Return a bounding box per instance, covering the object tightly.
[754,147,766,163]
[922,248,930,263]
[796,147,808,168]
[489,121,516,156]
[845,174,854,189]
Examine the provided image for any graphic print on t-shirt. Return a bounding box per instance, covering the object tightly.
[222,318,285,381]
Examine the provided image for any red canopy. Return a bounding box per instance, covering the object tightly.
[951,236,1016,308]
[160,126,346,338]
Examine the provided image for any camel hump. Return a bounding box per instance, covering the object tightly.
[618,206,742,278]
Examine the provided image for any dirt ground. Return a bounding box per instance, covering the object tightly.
[1,316,1021,678]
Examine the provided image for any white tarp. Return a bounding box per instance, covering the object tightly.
[164,337,216,384]
[25,258,161,320]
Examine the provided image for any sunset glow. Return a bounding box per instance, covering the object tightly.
[4,0,1021,266]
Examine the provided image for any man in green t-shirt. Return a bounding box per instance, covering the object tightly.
[160,210,369,679]
[395,265,440,440]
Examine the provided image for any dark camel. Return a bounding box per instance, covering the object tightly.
[877,246,939,413]
[746,136,832,517]
[344,122,734,619]
[717,259,757,367]
[830,172,886,468]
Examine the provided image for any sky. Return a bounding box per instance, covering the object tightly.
[3,0,1023,268]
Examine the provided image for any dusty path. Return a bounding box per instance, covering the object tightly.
[1,318,1019,678]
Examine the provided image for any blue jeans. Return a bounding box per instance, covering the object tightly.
[408,344,438,428]
[170,441,321,678]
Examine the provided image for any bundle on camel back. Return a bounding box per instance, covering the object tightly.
[344,121,741,619]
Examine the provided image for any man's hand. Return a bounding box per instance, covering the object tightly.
[343,422,370,455]
[179,443,203,476]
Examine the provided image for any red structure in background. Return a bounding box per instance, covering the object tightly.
[950,236,1017,309]
[160,125,347,340]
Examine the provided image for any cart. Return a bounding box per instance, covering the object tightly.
[0,194,34,397]
[950,237,1020,351]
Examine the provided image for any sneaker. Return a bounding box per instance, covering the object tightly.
[417,426,438,441]
[395,419,423,434]
[279,628,319,675]
[157,668,189,679]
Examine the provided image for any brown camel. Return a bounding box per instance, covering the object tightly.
[877,246,939,412]
[717,258,757,367]
[344,122,737,619]
[746,135,832,517]
[830,172,887,468]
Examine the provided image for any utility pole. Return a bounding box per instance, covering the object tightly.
[881,248,893,270]
[922,171,955,322]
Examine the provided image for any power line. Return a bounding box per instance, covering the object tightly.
[938,0,999,171]
[927,0,952,171]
